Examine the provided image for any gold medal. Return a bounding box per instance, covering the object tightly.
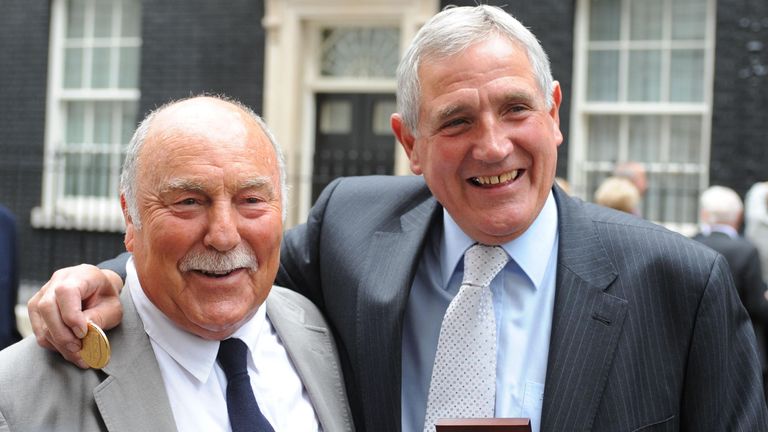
[79,322,111,369]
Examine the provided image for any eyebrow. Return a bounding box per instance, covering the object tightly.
[239,177,276,199]
[160,178,206,195]
[496,90,538,107]
[159,176,275,199]
[434,103,472,124]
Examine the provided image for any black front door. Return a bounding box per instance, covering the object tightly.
[312,93,396,202]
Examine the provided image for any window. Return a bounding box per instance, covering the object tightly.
[319,27,400,78]
[32,0,141,231]
[570,0,715,233]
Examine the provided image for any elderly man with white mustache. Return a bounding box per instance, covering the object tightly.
[0,95,353,432]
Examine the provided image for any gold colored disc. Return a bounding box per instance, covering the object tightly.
[79,322,111,369]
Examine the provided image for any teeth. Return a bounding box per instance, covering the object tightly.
[473,170,518,185]
[199,269,234,277]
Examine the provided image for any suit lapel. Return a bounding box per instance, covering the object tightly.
[93,290,177,432]
[266,287,354,432]
[357,192,440,432]
[541,188,628,431]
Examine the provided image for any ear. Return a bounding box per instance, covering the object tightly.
[549,81,564,147]
[120,194,135,252]
[391,113,423,175]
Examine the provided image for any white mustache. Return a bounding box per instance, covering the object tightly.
[178,243,259,274]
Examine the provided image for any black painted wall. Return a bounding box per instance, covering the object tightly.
[138,1,266,117]
[712,0,768,196]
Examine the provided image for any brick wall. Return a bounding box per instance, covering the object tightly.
[712,0,768,197]
[138,0,266,117]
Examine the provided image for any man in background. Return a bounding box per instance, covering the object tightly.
[613,161,648,197]
[693,185,768,398]
[0,203,20,350]
[593,176,641,215]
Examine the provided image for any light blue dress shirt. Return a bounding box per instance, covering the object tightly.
[402,192,559,432]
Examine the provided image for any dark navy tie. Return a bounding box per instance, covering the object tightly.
[217,338,275,432]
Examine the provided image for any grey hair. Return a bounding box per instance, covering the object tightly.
[699,186,743,226]
[396,5,555,135]
[120,95,289,229]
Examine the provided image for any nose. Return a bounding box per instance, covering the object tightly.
[203,202,241,252]
[472,117,511,164]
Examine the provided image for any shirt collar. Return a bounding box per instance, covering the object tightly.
[700,223,739,239]
[440,190,559,290]
[127,257,267,383]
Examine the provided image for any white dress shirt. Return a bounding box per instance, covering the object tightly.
[402,191,559,432]
[126,258,320,432]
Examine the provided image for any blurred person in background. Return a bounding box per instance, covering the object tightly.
[594,176,641,216]
[746,181,768,284]
[0,203,20,350]
[612,161,648,197]
[693,185,768,398]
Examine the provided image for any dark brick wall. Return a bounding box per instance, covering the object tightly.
[712,0,768,198]
[440,0,576,177]
[138,0,266,117]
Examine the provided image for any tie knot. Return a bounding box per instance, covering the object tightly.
[217,338,249,379]
[462,244,509,288]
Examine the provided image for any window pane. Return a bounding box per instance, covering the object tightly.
[122,101,138,143]
[64,47,84,88]
[91,47,112,88]
[94,1,114,38]
[320,100,352,134]
[587,50,619,101]
[650,172,699,224]
[320,27,399,78]
[64,153,111,197]
[628,115,662,162]
[587,115,620,161]
[628,50,661,101]
[65,102,86,146]
[630,0,663,40]
[669,116,702,163]
[670,50,704,102]
[118,46,140,88]
[672,0,707,40]
[372,99,395,136]
[589,0,620,41]
[121,0,142,38]
[93,102,113,146]
[66,0,86,38]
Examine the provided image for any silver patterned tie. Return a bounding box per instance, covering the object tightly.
[423,244,509,432]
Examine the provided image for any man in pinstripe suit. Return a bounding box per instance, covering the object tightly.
[26,5,768,432]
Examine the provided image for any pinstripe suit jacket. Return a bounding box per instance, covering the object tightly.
[278,175,768,432]
[0,286,353,432]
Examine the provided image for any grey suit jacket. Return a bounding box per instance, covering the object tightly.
[0,286,353,432]
[278,175,768,432]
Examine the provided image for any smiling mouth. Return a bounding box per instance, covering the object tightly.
[469,170,522,186]
[193,269,244,279]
